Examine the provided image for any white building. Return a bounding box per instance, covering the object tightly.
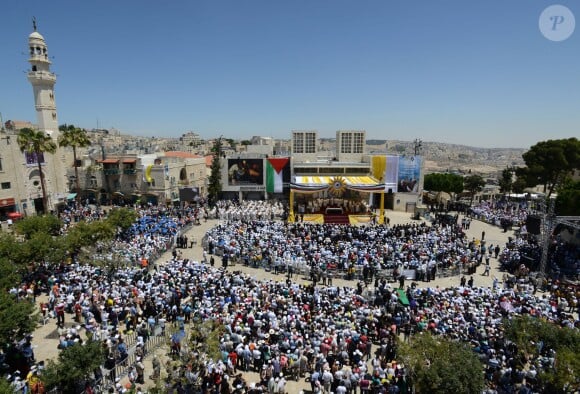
[0,22,69,218]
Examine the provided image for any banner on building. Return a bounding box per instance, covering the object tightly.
[371,155,399,193]
[398,155,422,193]
[266,157,289,193]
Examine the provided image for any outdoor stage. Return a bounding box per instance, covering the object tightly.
[289,175,386,224]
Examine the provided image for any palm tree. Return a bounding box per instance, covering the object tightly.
[17,128,57,214]
[58,125,91,202]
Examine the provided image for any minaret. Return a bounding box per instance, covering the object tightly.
[27,18,59,138]
[26,19,67,209]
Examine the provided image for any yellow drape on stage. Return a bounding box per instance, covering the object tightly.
[289,189,294,222]
[371,156,386,181]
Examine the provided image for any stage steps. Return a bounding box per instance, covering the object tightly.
[324,214,350,225]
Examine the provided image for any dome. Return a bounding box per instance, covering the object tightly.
[29,31,45,41]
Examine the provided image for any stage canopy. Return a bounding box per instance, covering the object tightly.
[291,176,384,193]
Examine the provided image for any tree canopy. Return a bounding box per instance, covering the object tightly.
[424,173,464,194]
[0,257,36,350]
[208,138,223,205]
[58,124,91,198]
[498,168,514,194]
[521,138,580,198]
[503,315,580,393]
[42,339,105,393]
[555,179,580,216]
[464,174,486,205]
[14,215,62,240]
[398,333,485,394]
[104,207,138,232]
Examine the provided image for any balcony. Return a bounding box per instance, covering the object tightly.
[103,168,120,175]
[123,168,137,175]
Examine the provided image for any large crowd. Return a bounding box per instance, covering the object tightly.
[5,200,579,394]
[468,200,530,231]
[13,253,579,393]
[203,218,491,283]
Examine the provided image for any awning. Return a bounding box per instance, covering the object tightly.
[7,212,23,219]
[0,198,16,207]
[113,191,124,196]
[291,176,384,193]
[122,159,137,164]
[98,158,119,164]
[67,193,77,200]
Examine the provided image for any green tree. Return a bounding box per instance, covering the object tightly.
[512,175,527,194]
[0,378,12,393]
[14,215,62,240]
[0,290,36,348]
[503,315,580,393]
[398,333,484,394]
[0,257,37,348]
[17,128,57,214]
[464,174,485,206]
[498,167,514,194]
[521,138,580,198]
[424,173,464,194]
[555,179,580,216]
[58,124,91,201]
[64,221,116,263]
[21,232,66,266]
[42,339,105,394]
[105,207,138,232]
[0,233,25,263]
[208,137,223,205]
[240,140,252,146]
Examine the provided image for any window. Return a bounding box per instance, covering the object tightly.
[305,133,316,153]
[353,133,364,153]
[0,158,2,171]
[294,167,317,174]
[341,133,352,154]
[293,133,304,153]
[1,182,10,190]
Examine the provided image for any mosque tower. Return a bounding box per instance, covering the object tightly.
[26,19,67,209]
[27,18,59,137]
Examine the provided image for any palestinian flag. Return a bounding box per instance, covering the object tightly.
[266,157,289,193]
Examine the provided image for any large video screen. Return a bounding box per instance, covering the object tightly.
[228,159,264,185]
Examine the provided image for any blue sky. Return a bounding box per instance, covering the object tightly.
[1,1,578,148]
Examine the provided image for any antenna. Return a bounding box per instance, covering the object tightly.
[413,138,423,156]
